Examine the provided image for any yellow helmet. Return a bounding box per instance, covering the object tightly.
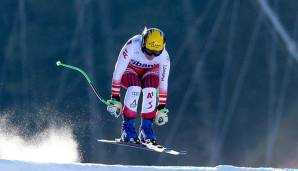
[141,27,165,56]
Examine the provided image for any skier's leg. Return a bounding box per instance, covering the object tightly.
[121,68,142,119]
[120,68,142,143]
[139,70,159,143]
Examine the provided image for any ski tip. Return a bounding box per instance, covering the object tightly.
[179,151,188,155]
[97,139,123,143]
[165,150,187,155]
[97,139,112,143]
[165,149,187,155]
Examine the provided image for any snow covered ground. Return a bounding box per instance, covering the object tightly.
[0,159,296,171]
[0,114,296,171]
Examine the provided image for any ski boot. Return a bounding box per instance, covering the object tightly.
[139,118,159,146]
[121,116,141,144]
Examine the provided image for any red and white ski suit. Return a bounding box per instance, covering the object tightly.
[111,35,170,119]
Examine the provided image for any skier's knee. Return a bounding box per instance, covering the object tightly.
[123,86,142,118]
[141,87,157,119]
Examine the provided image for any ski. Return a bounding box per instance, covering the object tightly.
[97,139,187,155]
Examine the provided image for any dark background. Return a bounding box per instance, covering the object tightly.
[1,0,298,168]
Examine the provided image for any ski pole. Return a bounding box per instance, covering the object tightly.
[56,60,110,106]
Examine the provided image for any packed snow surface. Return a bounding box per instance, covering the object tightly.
[0,159,296,171]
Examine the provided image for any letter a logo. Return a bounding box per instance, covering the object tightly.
[147,92,153,99]
[122,49,128,59]
[130,99,137,108]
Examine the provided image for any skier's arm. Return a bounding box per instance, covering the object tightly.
[158,52,170,107]
[155,52,170,126]
[107,42,132,118]
[111,42,132,99]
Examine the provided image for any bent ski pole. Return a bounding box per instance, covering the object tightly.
[56,60,110,106]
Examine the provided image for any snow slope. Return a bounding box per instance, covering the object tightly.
[0,159,295,171]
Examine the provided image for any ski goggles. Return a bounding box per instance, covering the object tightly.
[143,48,163,56]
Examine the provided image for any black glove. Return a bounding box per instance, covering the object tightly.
[156,104,166,110]
[111,95,121,102]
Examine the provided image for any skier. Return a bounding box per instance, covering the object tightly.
[106,27,170,146]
